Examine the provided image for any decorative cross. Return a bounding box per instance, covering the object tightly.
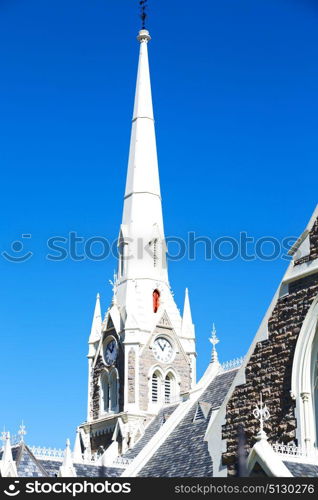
[18,421,27,442]
[253,393,270,436]
[209,323,219,363]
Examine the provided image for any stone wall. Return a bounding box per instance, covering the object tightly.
[222,267,318,475]
[295,216,318,266]
[138,327,191,412]
[91,328,124,420]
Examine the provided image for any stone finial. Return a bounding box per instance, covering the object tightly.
[18,421,27,442]
[209,323,219,363]
[253,393,270,440]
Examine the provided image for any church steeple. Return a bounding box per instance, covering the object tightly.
[119,29,167,285]
[81,23,196,454]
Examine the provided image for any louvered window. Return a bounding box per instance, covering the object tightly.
[193,403,205,422]
[165,375,172,403]
[101,372,109,413]
[152,373,159,402]
[153,239,158,267]
[109,370,118,412]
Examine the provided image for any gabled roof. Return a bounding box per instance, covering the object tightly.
[0,444,122,478]
[2,443,49,477]
[137,369,237,477]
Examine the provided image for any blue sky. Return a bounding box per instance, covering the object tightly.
[0,0,317,448]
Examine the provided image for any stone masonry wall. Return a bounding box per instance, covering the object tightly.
[91,328,124,420]
[139,327,192,412]
[222,268,318,475]
[295,216,318,266]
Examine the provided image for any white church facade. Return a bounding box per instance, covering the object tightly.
[1,28,318,478]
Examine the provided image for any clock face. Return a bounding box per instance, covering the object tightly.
[104,339,118,366]
[153,337,174,363]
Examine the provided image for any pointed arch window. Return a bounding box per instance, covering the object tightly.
[164,374,172,403]
[153,289,160,313]
[291,299,318,450]
[118,238,126,278]
[152,372,160,402]
[109,370,118,412]
[101,372,109,413]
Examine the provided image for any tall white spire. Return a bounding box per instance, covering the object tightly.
[124,29,160,201]
[119,29,167,285]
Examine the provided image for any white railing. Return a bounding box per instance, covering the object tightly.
[273,443,318,463]
[30,446,64,461]
[221,357,244,371]
[29,445,133,469]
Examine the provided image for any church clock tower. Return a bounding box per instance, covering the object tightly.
[79,29,196,458]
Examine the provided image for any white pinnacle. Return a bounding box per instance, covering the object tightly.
[182,288,195,339]
[73,428,83,463]
[88,293,102,345]
[2,432,13,463]
[59,438,76,477]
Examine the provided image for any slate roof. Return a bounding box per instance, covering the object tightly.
[38,459,60,477]
[138,369,238,477]
[123,404,178,460]
[37,458,121,477]
[1,444,121,478]
[74,464,122,477]
[0,444,48,477]
[1,370,236,478]
[283,461,318,477]
[0,445,21,462]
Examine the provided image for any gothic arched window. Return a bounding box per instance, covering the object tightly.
[101,372,109,414]
[151,372,160,402]
[153,289,160,313]
[291,298,318,450]
[118,237,127,278]
[164,374,173,403]
[109,370,118,412]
